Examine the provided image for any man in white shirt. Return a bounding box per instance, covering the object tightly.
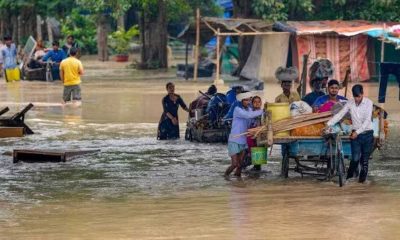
[327,84,374,183]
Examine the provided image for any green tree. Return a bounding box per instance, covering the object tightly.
[0,0,76,44]
[60,8,97,54]
[75,0,134,61]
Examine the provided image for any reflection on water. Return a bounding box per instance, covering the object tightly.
[0,67,400,239]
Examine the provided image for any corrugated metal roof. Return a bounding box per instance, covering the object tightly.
[274,20,392,36]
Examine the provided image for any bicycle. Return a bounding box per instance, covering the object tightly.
[323,128,346,187]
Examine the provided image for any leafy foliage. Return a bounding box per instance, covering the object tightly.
[75,0,133,19]
[0,0,76,18]
[251,0,400,21]
[252,0,313,21]
[60,9,97,54]
[108,25,139,54]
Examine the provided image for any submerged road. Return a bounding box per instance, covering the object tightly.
[0,60,399,239]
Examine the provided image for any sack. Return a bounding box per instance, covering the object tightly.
[291,123,325,136]
[290,101,312,116]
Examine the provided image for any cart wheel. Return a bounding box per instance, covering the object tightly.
[338,155,345,187]
[281,152,289,178]
[327,140,334,179]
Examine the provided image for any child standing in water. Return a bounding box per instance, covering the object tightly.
[247,96,263,171]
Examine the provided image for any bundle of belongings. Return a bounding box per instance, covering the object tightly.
[187,84,230,129]
[276,61,388,138]
[244,63,389,149]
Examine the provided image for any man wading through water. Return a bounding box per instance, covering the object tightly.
[60,47,83,105]
[326,84,374,183]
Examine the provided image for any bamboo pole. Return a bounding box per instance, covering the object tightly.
[273,117,331,133]
[300,54,309,98]
[247,112,332,134]
[202,20,217,34]
[381,23,386,63]
[379,24,386,111]
[185,34,189,80]
[379,108,385,145]
[214,28,224,85]
[238,114,332,138]
[217,32,287,36]
[193,8,200,81]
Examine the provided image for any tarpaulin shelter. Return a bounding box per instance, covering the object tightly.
[273,20,397,84]
[178,14,289,84]
[365,25,400,103]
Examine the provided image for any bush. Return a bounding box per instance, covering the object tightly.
[60,9,97,54]
[108,25,139,55]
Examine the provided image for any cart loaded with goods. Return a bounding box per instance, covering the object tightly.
[243,101,388,187]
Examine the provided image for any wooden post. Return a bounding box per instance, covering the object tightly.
[214,28,224,85]
[267,111,273,146]
[381,23,386,63]
[377,108,385,149]
[379,24,386,110]
[216,29,220,82]
[299,54,309,98]
[193,8,200,81]
[185,35,189,80]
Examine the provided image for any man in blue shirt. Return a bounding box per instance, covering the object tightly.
[302,77,325,106]
[1,36,19,81]
[224,86,244,121]
[41,41,66,80]
[226,85,244,105]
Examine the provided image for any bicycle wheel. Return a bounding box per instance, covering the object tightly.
[327,140,334,179]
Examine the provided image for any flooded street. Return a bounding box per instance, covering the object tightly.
[0,59,400,239]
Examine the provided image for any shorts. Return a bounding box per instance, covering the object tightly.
[228,142,248,156]
[63,84,81,102]
[4,68,20,82]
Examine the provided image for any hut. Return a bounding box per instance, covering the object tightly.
[273,20,400,84]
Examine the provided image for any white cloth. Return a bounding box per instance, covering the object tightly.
[290,101,312,116]
[327,97,373,135]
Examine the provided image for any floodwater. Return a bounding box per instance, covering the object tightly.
[0,60,400,239]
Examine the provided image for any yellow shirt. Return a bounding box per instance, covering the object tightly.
[275,91,301,104]
[60,57,83,86]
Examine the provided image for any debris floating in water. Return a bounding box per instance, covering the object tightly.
[12,149,101,163]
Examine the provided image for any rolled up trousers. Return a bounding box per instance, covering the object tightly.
[348,130,374,182]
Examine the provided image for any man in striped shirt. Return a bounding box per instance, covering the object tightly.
[327,84,374,183]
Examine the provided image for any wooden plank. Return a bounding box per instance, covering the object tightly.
[0,107,9,116]
[0,127,24,138]
[274,117,331,133]
[13,149,100,163]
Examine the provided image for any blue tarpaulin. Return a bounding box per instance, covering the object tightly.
[366,30,400,49]
[216,0,233,10]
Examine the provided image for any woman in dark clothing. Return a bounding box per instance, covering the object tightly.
[158,82,189,140]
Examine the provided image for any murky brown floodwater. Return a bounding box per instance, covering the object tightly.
[0,59,400,239]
